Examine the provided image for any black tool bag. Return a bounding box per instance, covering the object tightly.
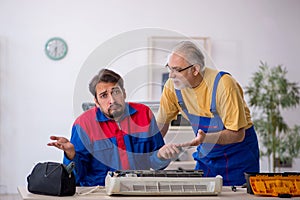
[27,161,76,196]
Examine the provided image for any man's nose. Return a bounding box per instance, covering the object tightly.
[108,93,116,104]
[168,71,175,78]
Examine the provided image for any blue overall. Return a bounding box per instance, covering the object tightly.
[175,72,259,186]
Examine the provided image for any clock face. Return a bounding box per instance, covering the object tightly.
[45,37,68,60]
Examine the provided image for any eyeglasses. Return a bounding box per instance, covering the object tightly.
[165,64,194,73]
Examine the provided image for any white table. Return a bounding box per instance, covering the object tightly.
[17,186,300,200]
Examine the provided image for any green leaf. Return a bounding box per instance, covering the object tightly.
[245,61,300,171]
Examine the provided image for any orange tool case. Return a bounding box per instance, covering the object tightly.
[245,172,300,198]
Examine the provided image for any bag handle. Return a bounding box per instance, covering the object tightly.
[44,163,61,177]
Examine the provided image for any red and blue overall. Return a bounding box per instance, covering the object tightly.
[63,103,170,186]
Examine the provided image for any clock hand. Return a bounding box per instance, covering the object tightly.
[54,47,58,56]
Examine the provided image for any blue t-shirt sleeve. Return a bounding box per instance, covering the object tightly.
[150,149,171,170]
[148,116,171,169]
[63,124,92,186]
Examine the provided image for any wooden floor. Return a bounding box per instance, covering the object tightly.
[0,194,21,200]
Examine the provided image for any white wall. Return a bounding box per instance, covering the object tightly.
[1,0,300,193]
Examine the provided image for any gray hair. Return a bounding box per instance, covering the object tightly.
[172,41,205,74]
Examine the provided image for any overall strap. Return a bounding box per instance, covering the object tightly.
[175,89,188,116]
[210,71,230,114]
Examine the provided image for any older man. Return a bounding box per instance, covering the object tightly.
[157,41,260,186]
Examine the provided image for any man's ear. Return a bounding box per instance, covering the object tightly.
[123,90,127,99]
[94,97,100,108]
[193,64,201,76]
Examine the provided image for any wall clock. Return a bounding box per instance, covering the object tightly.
[45,37,68,60]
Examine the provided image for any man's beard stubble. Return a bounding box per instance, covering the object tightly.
[107,103,124,119]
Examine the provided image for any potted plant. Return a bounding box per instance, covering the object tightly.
[245,61,300,172]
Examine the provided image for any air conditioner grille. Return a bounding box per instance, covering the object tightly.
[127,183,208,192]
